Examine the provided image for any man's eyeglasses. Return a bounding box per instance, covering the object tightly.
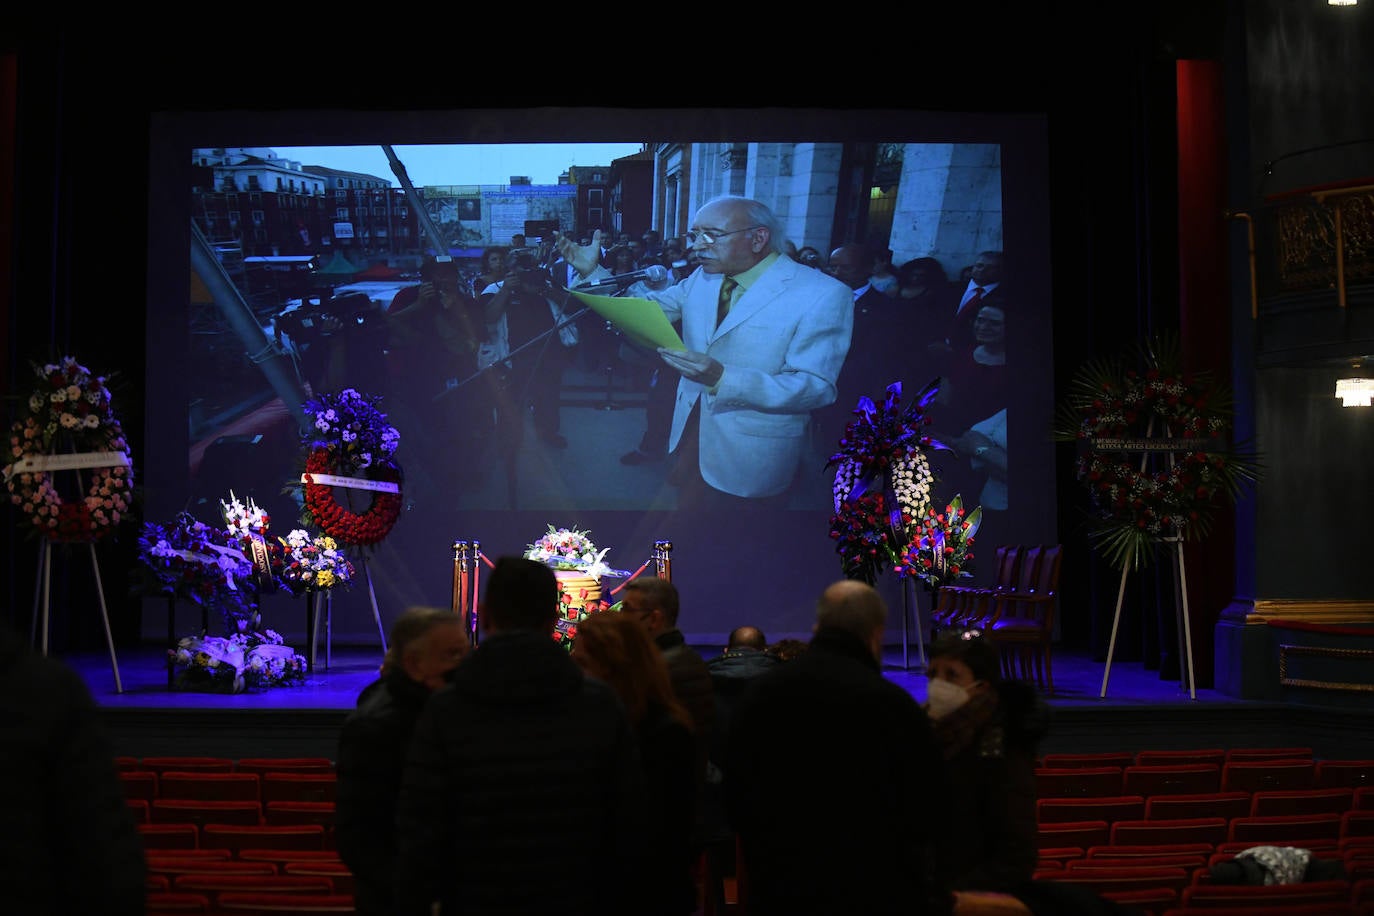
[685,226,762,247]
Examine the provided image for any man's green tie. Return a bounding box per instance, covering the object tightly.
[716,277,739,330]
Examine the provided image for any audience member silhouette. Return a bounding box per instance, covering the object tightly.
[336,607,471,916]
[926,629,1137,915]
[724,579,952,916]
[572,611,698,916]
[394,557,646,916]
[0,621,147,916]
[619,576,717,854]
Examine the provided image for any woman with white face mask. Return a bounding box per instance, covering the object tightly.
[925,630,1141,916]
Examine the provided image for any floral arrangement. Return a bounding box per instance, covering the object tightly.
[135,511,259,634]
[826,380,949,584]
[297,388,403,547]
[1052,334,1260,571]
[302,387,399,475]
[168,630,307,693]
[896,494,983,590]
[276,528,356,595]
[3,356,134,543]
[221,490,270,539]
[524,524,614,578]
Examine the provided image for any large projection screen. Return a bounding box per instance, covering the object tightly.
[146,108,1055,647]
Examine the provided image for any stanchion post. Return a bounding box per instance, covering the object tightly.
[452,539,481,646]
[652,539,673,582]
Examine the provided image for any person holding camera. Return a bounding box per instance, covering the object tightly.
[479,249,577,451]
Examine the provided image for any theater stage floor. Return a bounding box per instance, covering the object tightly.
[66,641,1374,763]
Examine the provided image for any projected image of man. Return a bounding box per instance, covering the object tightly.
[558,196,853,509]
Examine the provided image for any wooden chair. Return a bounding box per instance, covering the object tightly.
[986,544,1062,692]
[936,544,1023,632]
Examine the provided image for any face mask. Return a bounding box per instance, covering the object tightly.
[926,678,971,720]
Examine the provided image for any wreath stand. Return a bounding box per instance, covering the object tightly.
[1099,536,1198,700]
[898,576,929,671]
[18,449,130,694]
[32,536,123,693]
[1097,427,1199,700]
[302,560,386,673]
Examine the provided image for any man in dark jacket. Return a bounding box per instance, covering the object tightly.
[724,579,954,916]
[335,606,470,916]
[0,621,147,916]
[393,557,647,916]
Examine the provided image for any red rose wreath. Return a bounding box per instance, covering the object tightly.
[301,447,403,546]
[297,388,403,547]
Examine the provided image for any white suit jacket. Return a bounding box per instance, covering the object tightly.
[635,255,853,498]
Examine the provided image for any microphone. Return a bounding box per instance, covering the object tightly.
[580,265,670,288]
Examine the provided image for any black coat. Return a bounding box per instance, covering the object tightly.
[0,626,147,916]
[936,678,1051,894]
[393,630,648,916]
[724,627,952,916]
[335,667,433,916]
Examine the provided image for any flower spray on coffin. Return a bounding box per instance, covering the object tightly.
[523,525,622,652]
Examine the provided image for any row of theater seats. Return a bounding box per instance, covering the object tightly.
[1013,749,1374,916]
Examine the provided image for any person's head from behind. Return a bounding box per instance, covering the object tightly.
[726,625,768,652]
[925,627,1000,720]
[972,303,1007,347]
[480,557,559,635]
[688,196,783,275]
[618,576,680,639]
[969,250,1003,287]
[766,638,809,662]
[572,611,686,727]
[815,579,887,662]
[381,606,470,690]
[825,243,872,290]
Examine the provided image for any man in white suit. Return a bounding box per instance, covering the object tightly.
[558,196,853,507]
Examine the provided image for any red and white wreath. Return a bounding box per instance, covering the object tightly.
[3,357,134,543]
[297,388,403,547]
